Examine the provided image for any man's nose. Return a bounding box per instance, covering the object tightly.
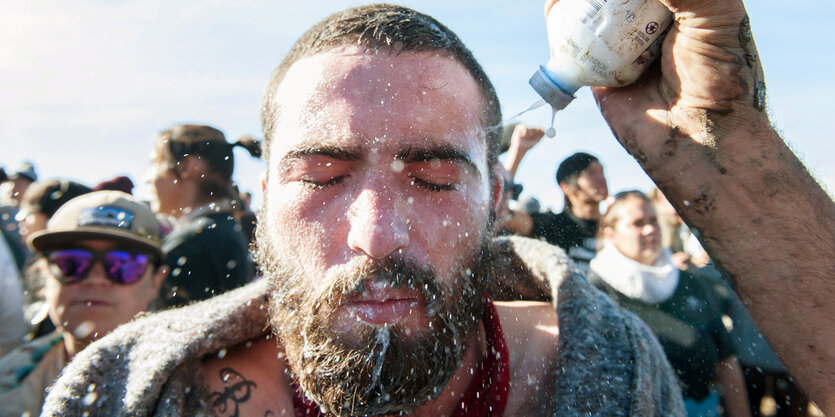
[82,261,113,285]
[347,187,410,259]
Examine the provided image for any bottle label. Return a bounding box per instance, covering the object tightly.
[546,0,672,86]
[580,0,607,20]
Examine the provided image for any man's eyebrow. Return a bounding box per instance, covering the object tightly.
[396,145,477,171]
[281,145,362,162]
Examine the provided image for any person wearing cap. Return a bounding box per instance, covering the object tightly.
[0,190,167,417]
[15,179,93,338]
[146,124,260,307]
[504,148,609,272]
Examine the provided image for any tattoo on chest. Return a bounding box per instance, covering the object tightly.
[209,367,275,417]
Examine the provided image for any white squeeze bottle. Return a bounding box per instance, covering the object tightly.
[530,0,673,136]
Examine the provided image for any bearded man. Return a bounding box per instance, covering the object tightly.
[40,4,714,417]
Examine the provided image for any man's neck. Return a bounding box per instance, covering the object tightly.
[570,201,600,221]
[402,321,485,417]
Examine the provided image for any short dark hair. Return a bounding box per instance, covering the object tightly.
[556,152,599,186]
[260,4,502,168]
[19,179,92,219]
[556,152,599,211]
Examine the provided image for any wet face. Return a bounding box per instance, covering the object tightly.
[257,48,497,416]
[573,161,608,204]
[43,239,163,346]
[605,197,663,265]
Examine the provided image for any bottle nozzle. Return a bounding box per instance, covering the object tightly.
[529,66,575,111]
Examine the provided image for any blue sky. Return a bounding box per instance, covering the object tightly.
[2,0,832,211]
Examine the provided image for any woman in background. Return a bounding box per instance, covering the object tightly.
[589,190,750,417]
[147,124,260,307]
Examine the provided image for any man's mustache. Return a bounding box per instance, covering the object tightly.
[327,256,445,318]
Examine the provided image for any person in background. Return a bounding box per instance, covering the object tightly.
[504,143,608,272]
[146,124,260,307]
[589,190,750,417]
[648,187,713,269]
[16,179,93,244]
[0,191,167,417]
[15,179,93,338]
[0,162,39,273]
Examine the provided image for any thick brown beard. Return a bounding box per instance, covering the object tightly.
[255,212,491,416]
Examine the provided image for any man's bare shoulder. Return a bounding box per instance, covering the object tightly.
[201,335,295,417]
[494,301,560,415]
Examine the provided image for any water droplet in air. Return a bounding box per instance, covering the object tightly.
[545,127,556,138]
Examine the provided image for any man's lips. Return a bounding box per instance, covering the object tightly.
[344,299,420,324]
[342,280,423,325]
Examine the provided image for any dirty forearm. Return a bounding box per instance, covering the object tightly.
[639,106,835,407]
[603,9,835,403]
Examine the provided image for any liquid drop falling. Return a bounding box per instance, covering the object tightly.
[545,107,558,138]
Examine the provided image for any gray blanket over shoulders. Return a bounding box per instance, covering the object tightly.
[41,236,684,416]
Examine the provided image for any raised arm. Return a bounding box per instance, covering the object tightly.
[503,124,546,179]
[544,0,835,408]
[501,124,546,236]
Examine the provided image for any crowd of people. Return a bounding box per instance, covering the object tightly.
[0,0,833,416]
[0,127,261,416]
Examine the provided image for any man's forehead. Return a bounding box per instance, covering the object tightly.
[267,48,489,162]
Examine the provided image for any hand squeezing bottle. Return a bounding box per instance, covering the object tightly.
[530,0,673,133]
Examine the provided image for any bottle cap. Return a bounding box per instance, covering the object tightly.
[529,66,575,111]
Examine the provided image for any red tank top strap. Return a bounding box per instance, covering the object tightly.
[292,295,510,416]
[450,294,510,417]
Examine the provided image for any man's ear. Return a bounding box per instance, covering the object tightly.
[260,170,268,193]
[490,166,505,214]
[602,226,615,242]
[559,182,575,196]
